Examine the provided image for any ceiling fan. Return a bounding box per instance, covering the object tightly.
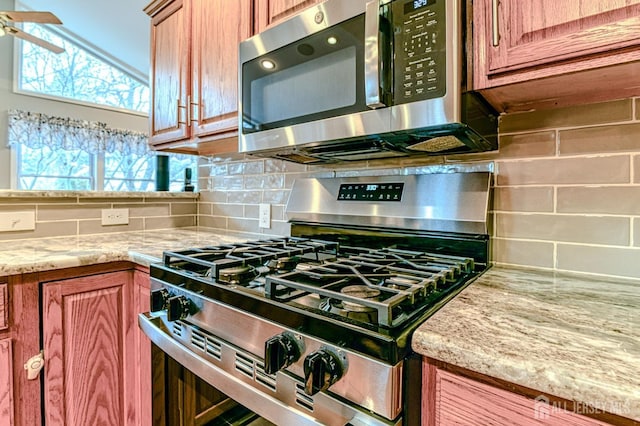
[0,10,64,54]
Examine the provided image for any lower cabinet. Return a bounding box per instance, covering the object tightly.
[0,339,13,426]
[423,361,613,426]
[2,263,151,426]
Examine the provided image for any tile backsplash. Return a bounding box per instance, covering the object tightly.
[0,192,197,240]
[198,96,640,280]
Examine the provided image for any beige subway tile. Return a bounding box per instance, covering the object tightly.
[80,197,144,204]
[0,197,70,204]
[228,218,259,234]
[199,191,227,203]
[494,187,554,212]
[213,204,244,218]
[492,238,554,268]
[37,204,108,221]
[558,186,640,215]
[559,123,640,155]
[272,205,285,221]
[499,99,632,133]
[496,156,630,186]
[242,160,265,175]
[494,131,557,159]
[227,191,262,204]
[262,190,290,204]
[199,216,227,229]
[635,156,640,184]
[198,203,213,216]
[636,98,640,120]
[244,205,259,219]
[557,244,640,278]
[0,221,77,241]
[244,174,285,190]
[171,202,197,216]
[118,203,170,218]
[212,176,243,190]
[145,216,196,230]
[269,220,291,237]
[265,159,307,173]
[78,218,144,235]
[635,218,640,247]
[496,213,629,245]
[0,205,36,213]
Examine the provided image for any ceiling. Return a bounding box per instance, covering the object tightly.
[17,0,150,81]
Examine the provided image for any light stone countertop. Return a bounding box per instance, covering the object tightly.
[0,227,266,275]
[1,231,637,421]
[412,267,640,422]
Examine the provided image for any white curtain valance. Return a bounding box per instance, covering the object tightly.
[7,109,150,155]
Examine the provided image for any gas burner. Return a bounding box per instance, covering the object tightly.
[218,265,259,285]
[340,285,381,312]
[265,256,299,273]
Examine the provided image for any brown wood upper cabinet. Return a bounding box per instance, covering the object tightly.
[145,0,253,153]
[473,0,640,112]
[255,0,324,32]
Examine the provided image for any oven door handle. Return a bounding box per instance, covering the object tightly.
[365,0,386,109]
[138,313,327,426]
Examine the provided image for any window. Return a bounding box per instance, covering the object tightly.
[9,110,198,192]
[18,23,149,114]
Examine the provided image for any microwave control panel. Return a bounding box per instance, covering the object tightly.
[392,0,446,104]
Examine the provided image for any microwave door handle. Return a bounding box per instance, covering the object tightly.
[365,0,386,109]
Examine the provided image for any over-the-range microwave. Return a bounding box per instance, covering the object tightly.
[238,0,498,164]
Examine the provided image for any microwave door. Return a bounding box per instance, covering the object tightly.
[239,0,392,154]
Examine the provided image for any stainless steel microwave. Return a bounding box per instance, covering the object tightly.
[239,0,498,164]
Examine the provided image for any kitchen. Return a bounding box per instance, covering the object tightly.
[0,0,639,425]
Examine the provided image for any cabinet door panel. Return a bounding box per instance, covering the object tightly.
[192,0,252,137]
[149,0,191,145]
[488,0,640,73]
[42,271,134,426]
[263,0,322,28]
[0,339,13,426]
[0,283,6,330]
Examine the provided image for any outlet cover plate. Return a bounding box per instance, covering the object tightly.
[259,203,271,228]
[0,211,36,232]
[101,208,129,226]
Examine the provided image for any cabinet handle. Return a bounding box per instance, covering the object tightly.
[186,95,192,127]
[189,97,198,124]
[491,0,500,47]
[177,99,186,126]
[24,350,45,380]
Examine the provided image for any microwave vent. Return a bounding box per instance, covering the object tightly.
[407,135,466,153]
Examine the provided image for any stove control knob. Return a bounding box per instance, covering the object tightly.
[167,295,191,322]
[303,349,345,396]
[264,333,301,375]
[150,288,170,312]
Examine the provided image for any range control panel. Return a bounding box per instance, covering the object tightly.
[337,183,404,201]
[392,0,446,104]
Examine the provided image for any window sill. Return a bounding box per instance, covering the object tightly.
[0,190,199,200]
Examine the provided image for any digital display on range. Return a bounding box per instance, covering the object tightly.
[405,0,433,13]
[337,183,404,201]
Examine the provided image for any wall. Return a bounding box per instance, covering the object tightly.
[0,0,148,189]
[0,192,197,241]
[197,96,640,280]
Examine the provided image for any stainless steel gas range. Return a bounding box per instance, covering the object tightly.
[139,171,492,425]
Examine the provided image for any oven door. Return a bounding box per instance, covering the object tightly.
[239,0,393,153]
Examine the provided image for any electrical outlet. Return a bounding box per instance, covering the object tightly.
[259,203,271,229]
[0,211,36,232]
[101,208,129,226]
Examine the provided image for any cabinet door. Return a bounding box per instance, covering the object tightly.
[256,0,323,32]
[42,271,136,426]
[0,339,13,426]
[149,0,191,146]
[0,283,7,330]
[191,0,253,138]
[133,269,151,426]
[425,366,608,426]
[483,0,640,75]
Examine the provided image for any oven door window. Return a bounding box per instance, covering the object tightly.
[242,15,366,134]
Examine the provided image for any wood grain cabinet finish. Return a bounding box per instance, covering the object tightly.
[255,0,324,32]
[0,283,7,330]
[473,0,640,112]
[42,270,138,426]
[146,0,253,153]
[148,0,190,146]
[423,363,610,426]
[0,339,13,426]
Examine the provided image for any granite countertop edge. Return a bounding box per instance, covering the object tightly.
[412,266,640,422]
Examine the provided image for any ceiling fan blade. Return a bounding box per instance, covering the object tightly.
[6,26,64,54]
[0,11,62,24]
